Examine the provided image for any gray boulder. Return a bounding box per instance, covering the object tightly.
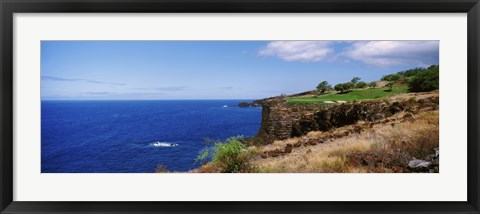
[408,159,431,168]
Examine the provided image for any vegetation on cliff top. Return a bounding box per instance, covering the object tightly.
[408,65,439,92]
[286,65,438,104]
[287,85,408,103]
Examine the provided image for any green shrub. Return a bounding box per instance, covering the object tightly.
[408,65,439,92]
[381,74,402,81]
[196,136,253,173]
[334,83,345,93]
[401,67,425,77]
[356,81,368,88]
[398,76,409,84]
[344,82,355,91]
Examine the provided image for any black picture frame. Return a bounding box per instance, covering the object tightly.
[1,0,479,213]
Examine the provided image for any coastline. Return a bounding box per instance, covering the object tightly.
[190,91,439,173]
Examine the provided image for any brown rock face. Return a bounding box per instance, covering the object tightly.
[252,97,322,144]
[238,99,264,107]
[252,96,438,145]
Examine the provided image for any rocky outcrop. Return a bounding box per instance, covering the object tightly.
[238,100,263,108]
[252,96,439,145]
[258,114,429,160]
[250,98,323,144]
[408,147,439,173]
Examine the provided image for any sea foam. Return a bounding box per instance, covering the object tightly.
[151,141,178,147]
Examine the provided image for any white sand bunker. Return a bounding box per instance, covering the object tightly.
[323,101,335,104]
[336,100,348,104]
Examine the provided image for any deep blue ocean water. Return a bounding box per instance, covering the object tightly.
[41,100,262,173]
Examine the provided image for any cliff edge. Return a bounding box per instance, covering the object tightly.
[250,92,439,145]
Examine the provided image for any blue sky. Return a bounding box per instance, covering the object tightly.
[41,41,439,100]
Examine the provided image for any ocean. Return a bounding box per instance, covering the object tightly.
[41,100,262,173]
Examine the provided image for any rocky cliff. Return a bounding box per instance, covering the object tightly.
[251,95,439,145]
[238,100,264,107]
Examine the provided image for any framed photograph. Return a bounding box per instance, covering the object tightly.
[1,0,479,213]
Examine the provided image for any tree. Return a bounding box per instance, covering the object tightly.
[402,67,425,77]
[343,82,355,92]
[381,74,402,81]
[334,83,345,93]
[385,82,394,91]
[356,81,368,88]
[380,66,428,83]
[316,81,331,94]
[351,77,361,85]
[368,81,377,89]
[408,65,439,92]
[428,64,439,70]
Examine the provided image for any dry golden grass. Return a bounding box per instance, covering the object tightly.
[387,91,438,102]
[192,163,223,173]
[252,110,439,173]
[253,131,325,154]
[254,132,374,173]
[254,137,300,154]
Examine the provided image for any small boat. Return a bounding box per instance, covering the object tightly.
[223,105,228,108]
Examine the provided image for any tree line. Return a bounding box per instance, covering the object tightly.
[316,77,376,94]
[315,64,439,95]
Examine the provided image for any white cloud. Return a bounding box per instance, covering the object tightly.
[257,41,439,68]
[343,41,439,67]
[258,41,334,62]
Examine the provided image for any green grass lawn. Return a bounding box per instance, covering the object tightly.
[287,85,408,104]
